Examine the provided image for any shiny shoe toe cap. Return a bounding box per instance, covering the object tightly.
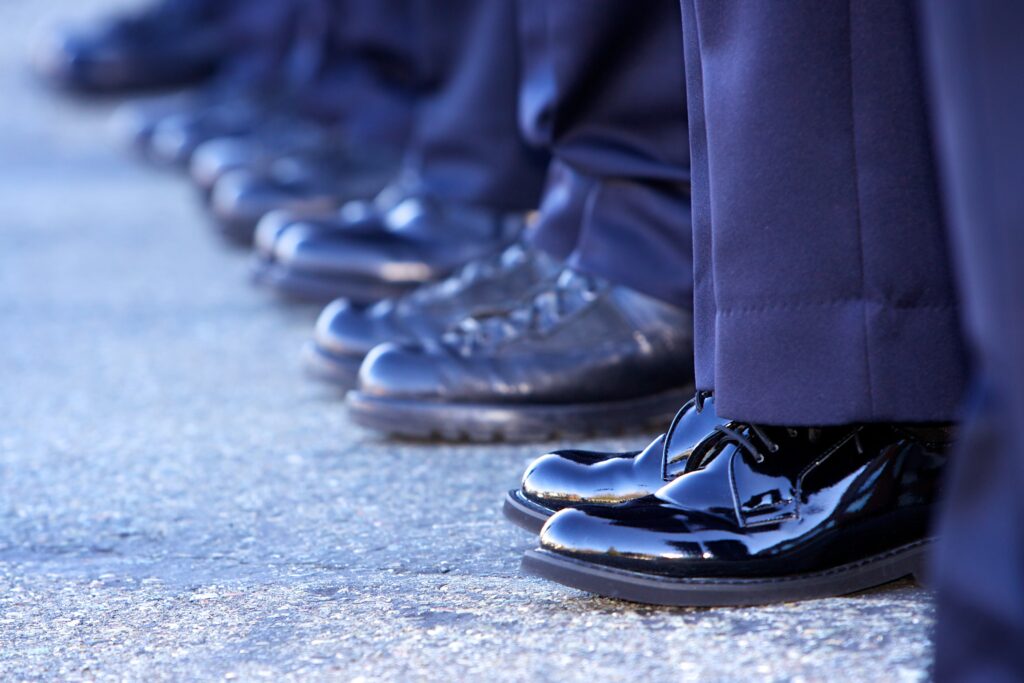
[539,504,704,568]
[110,102,159,150]
[254,209,305,257]
[358,343,446,399]
[149,116,197,165]
[191,138,259,189]
[521,452,645,508]
[212,170,286,223]
[314,298,388,357]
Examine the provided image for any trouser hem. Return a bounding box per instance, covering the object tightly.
[711,299,967,424]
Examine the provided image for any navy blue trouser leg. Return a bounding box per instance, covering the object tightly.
[518,0,693,304]
[295,0,418,149]
[217,0,417,151]
[918,2,1024,679]
[399,0,549,210]
[204,0,300,84]
[681,0,968,424]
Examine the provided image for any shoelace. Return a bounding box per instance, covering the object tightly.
[713,424,780,463]
[684,421,867,474]
[683,421,780,474]
[401,244,530,309]
[441,270,602,355]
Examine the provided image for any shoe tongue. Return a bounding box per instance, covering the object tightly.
[655,441,739,521]
[659,424,871,527]
[661,398,729,478]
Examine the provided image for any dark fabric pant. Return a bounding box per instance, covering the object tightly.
[518,0,694,306]
[297,0,419,148]
[918,1,1024,679]
[680,0,968,425]
[296,1,419,147]
[206,0,545,205]
[207,0,418,150]
[680,0,1024,674]
[208,0,308,84]
[398,0,549,210]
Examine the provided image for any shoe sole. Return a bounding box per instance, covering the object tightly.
[502,490,555,533]
[521,539,933,607]
[253,261,415,304]
[345,387,693,443]
[301,341,362,389]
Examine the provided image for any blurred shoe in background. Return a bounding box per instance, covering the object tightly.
[303,242,561,387]
[106,0,419,170]
[209,140,400,245]
[190,123,338,202]
[32,0,291,95]
[253,183,529,304]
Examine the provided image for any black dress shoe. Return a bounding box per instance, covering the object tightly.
[251,184,412,264]
[146,93,307,168]
[347,270,696,442]
[32,0,238,94]
[254,187,527,304]
[250,197,395,301]
[209,146,399,245]
[503,396,727,532]
[304,243,561,387]
[189,124,337,200]
[113,88,275,165]
[523,420,954,606]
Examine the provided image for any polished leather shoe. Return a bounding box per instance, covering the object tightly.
[113,88,275,164]
[250,199,391,301]
[32,0,237,94]
[503,396,727,532]
[146,93,310,167]
[209,146,399,245]
[251,184,413,263]
[189,124,338,200]
[254,187,527,304]
[347,270,696,442]
[523,420,954,606]
[304,243,561,387]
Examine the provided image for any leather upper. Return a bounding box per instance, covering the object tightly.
[190,123,338,190]
[148,95,282,165]
[313,244,560,359]
[192,137,264,190]
[212,168,340,223]
[34,0,233,92]
[211,147,396,224]
[269,190,526,286]
[357,270,695,404]
[519,397,727,509]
